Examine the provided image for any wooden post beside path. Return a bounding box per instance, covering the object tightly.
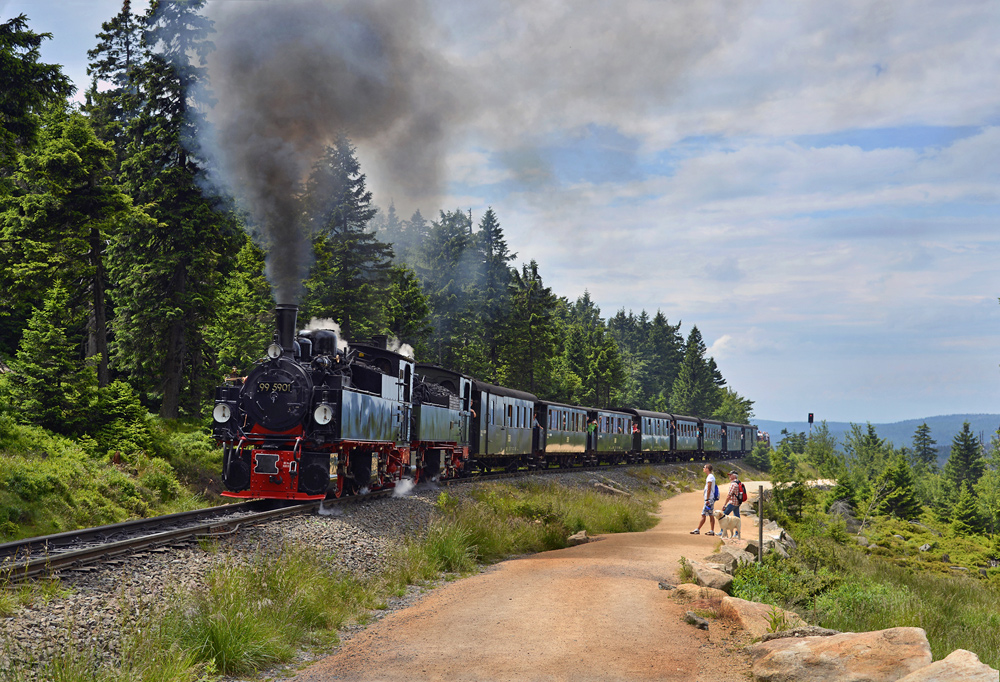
[758,485,764,563]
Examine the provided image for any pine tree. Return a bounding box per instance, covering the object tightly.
[505,260,558,395]
[0,14,73,178]
[113,0,239,418]
[944,422,985,492]
[300,135,393,340]
[8,281,97,434]
[85,0,143,172]
[951,483,983,536]
[911,422,938,472]
[873,455,923,520]
[2,109,143,386]
[669,326,717,417]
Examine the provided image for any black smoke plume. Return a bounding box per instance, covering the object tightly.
[197,0,458,303]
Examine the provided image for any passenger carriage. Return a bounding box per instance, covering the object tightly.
[700,419,724,458]
[534,401,589,468]
[471,381,537,472]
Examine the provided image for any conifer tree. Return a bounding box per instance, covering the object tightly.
[944,421,985,492]
[505,261,558,395]
[384,265,432,356]
[951,483,983,536]
[0,14,73,179]
[911,422,938,472]
[300,135,392,340]
[417,208,486,374]
[873,455,923,520]
[478,207,515,376]
[2,109,143,386]
[8,281,97,434]
[85,0,143,172]
[112,0,240,417]
[206,235,274,372]
[669,326,717,417]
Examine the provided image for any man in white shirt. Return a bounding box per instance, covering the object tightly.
[690,463,717,535]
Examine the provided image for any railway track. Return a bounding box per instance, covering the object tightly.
[0,459,720,585]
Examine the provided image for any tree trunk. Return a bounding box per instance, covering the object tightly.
[159,267,187,419]
[87,224,109,387]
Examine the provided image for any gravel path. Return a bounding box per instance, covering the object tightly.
[0,462,749,680]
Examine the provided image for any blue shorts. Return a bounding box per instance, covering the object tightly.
[723,503,740,517]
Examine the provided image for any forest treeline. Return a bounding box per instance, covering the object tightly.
[753,419,1000,542]
[0,2,753,437]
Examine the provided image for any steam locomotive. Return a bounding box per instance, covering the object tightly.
[212,305,758,501]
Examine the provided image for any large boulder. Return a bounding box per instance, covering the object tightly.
[703,546,756,574]
[717,596,806,640]
[750,627,932,682]
[669,582,729,603]
[687,560,733,593]
[895,649,999,682]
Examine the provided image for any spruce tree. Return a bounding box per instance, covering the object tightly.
[911,422,938,472]
[873,455,923,520]
[384,265,432,356]
[113,0,239,417]
[944,422,985,492]
[505,261,558,396]
[300,135,392,340]
[2,109,143,386]
[417,208,485,373]
[0,14,73,178]
[669,326,716,417]
[85,0,143,172]
[478,207,515,378]
[951,483,983,536]
[206,234,274,373]
[9,281,97,434]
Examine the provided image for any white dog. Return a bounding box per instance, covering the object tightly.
[713,509,741,539]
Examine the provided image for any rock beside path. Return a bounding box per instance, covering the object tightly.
[750,627,933,682]
[895,649,999,682]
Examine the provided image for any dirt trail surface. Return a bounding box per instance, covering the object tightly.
[290,483,768,682]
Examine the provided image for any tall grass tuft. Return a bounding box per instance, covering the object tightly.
[155,547,377,675]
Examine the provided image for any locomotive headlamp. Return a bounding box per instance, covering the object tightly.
[267,343,282,359]
[313,403,335,425]
[213,403,232,423]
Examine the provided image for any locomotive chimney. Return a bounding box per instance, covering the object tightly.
[275,304,298,355]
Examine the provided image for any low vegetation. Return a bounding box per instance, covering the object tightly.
[728,420,1000,669]
[0,404,222,542]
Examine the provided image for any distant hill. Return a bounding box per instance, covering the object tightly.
[756,414,1000,456]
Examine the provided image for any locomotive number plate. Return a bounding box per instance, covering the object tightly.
[257,382,293,393]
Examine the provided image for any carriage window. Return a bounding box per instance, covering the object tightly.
[548,412,554,429]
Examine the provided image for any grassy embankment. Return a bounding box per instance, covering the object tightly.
[0,412,222,543]
[2,472,671,681]
[728,498,1000,668]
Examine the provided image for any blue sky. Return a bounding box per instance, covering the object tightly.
[6,0,1000,425]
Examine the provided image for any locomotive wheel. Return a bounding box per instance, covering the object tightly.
[330,465,345,498]
[225,459,251,491]
[299,462,329,497]
[350,453,371,492]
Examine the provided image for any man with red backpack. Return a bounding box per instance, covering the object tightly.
[723,471,747,535]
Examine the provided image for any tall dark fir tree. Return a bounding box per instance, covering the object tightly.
[301,134,394,341]
[111,0,240,418]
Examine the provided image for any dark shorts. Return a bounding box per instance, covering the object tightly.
[723,503,740,517]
